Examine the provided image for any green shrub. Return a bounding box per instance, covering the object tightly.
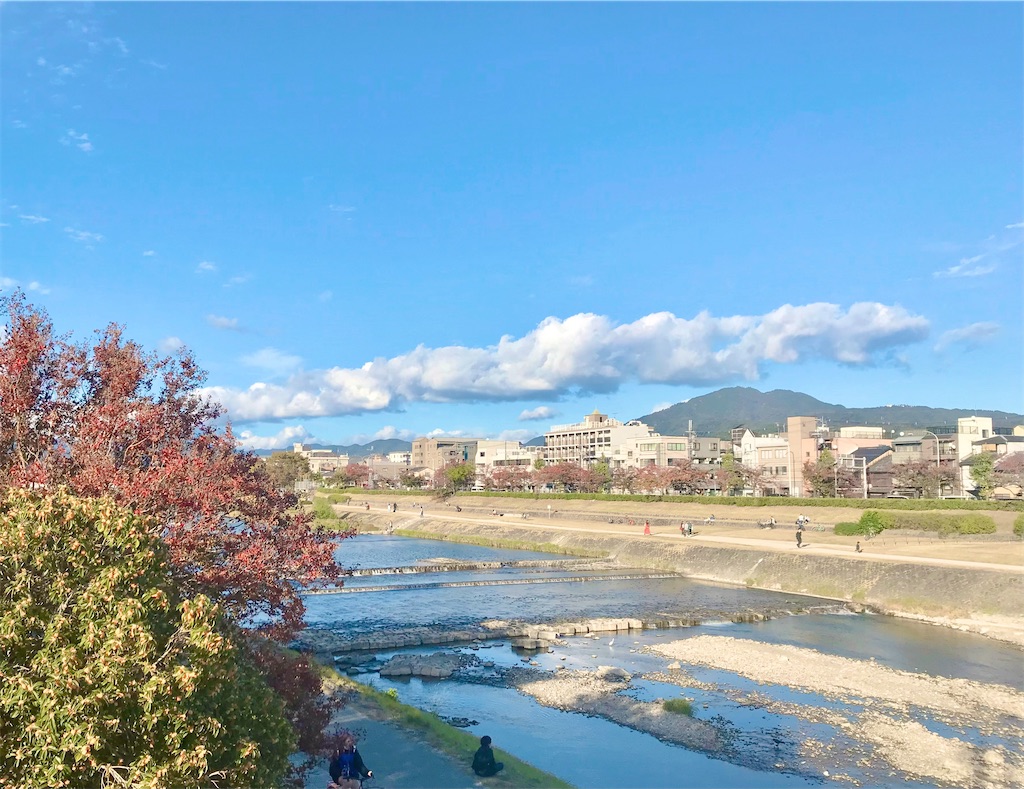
[1014,513,1024,537]
[384,687,399,700]
[850,509,995,535]
[312,498,338,520]
[833,522,864,536]
[663,698,693,716]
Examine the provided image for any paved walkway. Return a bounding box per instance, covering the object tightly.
[304,703,480,789]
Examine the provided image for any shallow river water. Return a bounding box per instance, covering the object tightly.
[308,534,1024,788]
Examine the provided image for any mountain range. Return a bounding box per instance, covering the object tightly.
[635,387,1024,438]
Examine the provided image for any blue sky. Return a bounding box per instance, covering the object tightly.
[2,2,1021,449]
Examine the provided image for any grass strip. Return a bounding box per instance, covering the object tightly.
[320,667,574,789]
[389,528,608,559]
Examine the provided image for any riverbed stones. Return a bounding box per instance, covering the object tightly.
[597,665,632,682]
[379,652,462,679]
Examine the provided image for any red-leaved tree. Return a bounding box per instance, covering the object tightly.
[0,293,347,779]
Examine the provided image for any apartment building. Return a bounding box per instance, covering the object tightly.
[475,440,543,473]
[543,410,655,466]
[609,435,722,469]
[411,437,480,471]
[736,429,791,494]
[291,443,348,475]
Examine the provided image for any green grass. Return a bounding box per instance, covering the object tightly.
[662,698,693,716]
[322,668,573,789]
[833,510,996,536]
[1015,513,1024,537]
[390,529,608,558]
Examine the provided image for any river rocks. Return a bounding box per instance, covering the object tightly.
[597,665,632,682]
[380,652,462,679]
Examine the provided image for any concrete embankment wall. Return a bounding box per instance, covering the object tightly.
[345,513,1024,643]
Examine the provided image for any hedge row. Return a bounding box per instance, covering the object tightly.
[833,510,996,536]
[335,487,1023,512]
[1015,513,1024,537]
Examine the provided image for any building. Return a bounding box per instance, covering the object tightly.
[608,434,722,469]
[386,450,412,465]
[475,440,543,472]
[411,437,480,472]
[543,410,656,467]
[971,435,1024,457]
[292,443,348,475]
[735,428,791,494]
[849,446,895,498]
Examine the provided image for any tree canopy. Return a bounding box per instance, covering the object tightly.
[0,489,295,788]
[263,451,311,491]
[0,294,344,773]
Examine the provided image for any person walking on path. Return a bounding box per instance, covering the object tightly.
[796,529,803,548]
[643,520,651,536]
[472,736,504,778]
[686,521,693,537]
[856,541,863,553]
[679,521,686,537]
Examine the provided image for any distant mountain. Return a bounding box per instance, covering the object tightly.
[636,387,1024,438]
[252,439,412,458]
[524,435,546,446]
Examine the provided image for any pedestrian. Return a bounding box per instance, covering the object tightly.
[686,521,693,537]
[472,735,504,777]
[796,529,802,548]
[643,520,651,536]
[680,521,686,537]
[855,541,863,553]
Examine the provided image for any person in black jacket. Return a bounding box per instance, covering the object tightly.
[472,735,504,777]
[328,736,372,789]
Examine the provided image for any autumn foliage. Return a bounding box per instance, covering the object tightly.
[0,489,296,788]
[0,294,344,773]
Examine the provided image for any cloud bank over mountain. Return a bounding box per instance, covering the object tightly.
[203,302,929,422]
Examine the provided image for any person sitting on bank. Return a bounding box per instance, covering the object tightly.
[472,735,504,777]
[328,735,372,789]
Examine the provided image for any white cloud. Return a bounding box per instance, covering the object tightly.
[206,314,240,331]
[495,429,535,442]
[518,406,558,422]
[64,227,104,244]
[11,120,28,129]
[568,275,593,288]
[934,322,1000,352]
[143,250,156,257]
[240,347,303,375]
[236,425,318,451]
[19,214,50,224]
[0,277,50,295]
[933,254,996,278]
[158,336,184,353]
[426,428,467,438]
[142,60,168,70]
[1006,222,1024,230]
[329,204,356,213]
[200,302,930,421]
[372,426,417,441]
[196,261,218,273]
[650,402,674,413]
[318,290,333,302]
[225,274,250,288]
[60,129,92,152]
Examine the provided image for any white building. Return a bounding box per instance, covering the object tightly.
[475,440,543,473]
[292,443,348,475]
[607,435,722,469]
[387,451,412,465]
[544,410,655,467]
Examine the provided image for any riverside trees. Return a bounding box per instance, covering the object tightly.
[0,489,296,788]
[0,293,344,779]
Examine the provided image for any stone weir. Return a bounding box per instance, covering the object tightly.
[303,571,681,595]
[348,513,1024,646]
[346,557,597,576]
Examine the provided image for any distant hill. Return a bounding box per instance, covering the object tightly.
[636,387,1024,438]
[524,435,545,447]
[253,439,412,458]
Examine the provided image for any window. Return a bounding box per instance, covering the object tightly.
[694,442,701,451]
[667,442,686,451]
[760,449,772,460]
[775,449,786,459]
[709,443,717,451]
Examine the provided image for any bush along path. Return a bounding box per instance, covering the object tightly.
[305,667,573,789]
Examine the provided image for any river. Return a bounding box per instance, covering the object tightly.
[305,534,1024,788]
